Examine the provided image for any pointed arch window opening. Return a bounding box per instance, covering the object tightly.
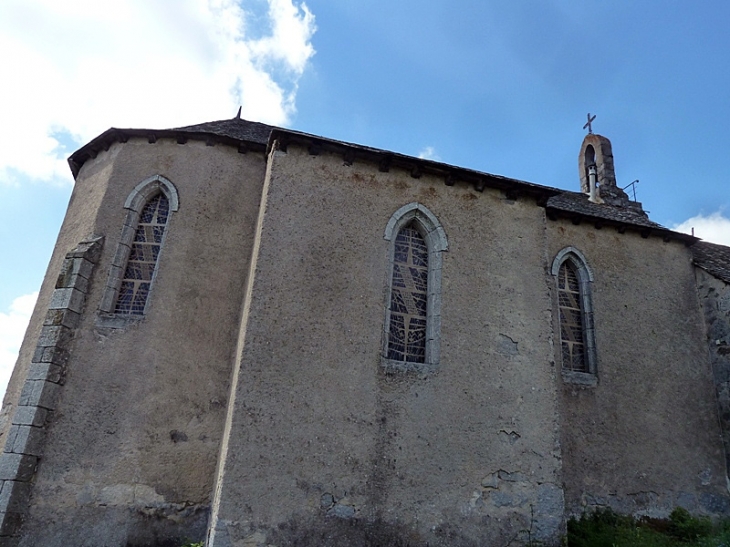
[551,247,597,384]
[558,260,587,373]
[387,222,429,363]
[382,203,448,373]
[97,175,179,326]
[114,193,169,315]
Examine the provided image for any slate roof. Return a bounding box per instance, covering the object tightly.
[67,117,277,177]
[546,192,663,229]
[174,118,275,145]
[64,116,701,245]
[691,241,730,284]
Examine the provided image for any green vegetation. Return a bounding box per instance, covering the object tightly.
[567,508,729,547]
[176,509,729,547]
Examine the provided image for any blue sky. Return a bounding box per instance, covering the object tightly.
[1,0,729,398]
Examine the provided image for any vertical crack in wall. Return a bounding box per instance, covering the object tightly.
[0,235,103,541]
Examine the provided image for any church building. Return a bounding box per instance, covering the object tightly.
[1,114,730,546]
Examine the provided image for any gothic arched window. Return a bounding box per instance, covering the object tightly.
[99,175,179,323]
[383,203,448,373]
[114,193,169,314]
[558,260,586,372]
[551,247,597,384]
[387,222,429,363]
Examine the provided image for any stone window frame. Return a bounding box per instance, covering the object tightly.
[97,175,179,327]
[551,246,598,386]
[382,203,448,374]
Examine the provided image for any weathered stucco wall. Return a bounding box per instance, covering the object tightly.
[547,221,727,517]
[18,139,267,546]
[208,144,564,547]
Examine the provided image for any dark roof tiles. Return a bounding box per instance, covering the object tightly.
[174,118,275,144]
[546,192,664,229]
[692,241,730,284]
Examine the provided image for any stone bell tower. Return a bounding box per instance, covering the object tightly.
[579,133,616,199]
[578,118,640,209]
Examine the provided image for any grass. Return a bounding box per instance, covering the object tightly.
[567,507,730,547]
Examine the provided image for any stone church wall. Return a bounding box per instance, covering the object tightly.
[208,143,565,546]
[15,138,267,546]
[547,222,727,517]
[3,121,729,546]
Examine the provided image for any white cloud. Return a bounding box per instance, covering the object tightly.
[0,0,316,185]
[0,292,38,403]
[251,0,316,73]
[418,146,440,161]
[672,211,730,246]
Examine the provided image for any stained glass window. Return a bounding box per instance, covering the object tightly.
[387,223,428,363]
[558,260,587,373]
[114,193,169,315]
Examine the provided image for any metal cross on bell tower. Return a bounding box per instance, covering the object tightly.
[583,113,596,134]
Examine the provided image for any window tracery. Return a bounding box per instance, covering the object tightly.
[551,246,597,384]
[558,260,587,373]
[387,223,429,363]
[114,193,169,314]
[382,203,448,373]
[98,175,179,325]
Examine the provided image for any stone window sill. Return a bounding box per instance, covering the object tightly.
[381,357,438,375]
[95,313,144,329]
[562,370,597,387]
